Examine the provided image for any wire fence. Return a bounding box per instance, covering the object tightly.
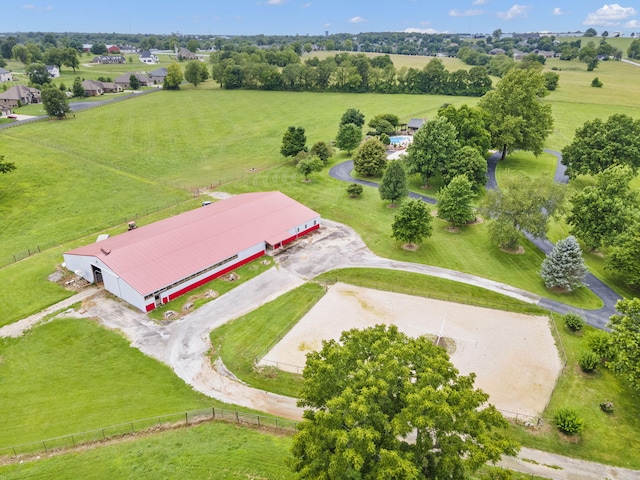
[0,407,298,460]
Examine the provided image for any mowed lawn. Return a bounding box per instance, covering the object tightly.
[0,318,213,448]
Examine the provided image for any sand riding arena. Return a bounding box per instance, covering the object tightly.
[260,282,564,420]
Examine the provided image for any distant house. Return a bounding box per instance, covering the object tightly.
[407,118,425,134]
[118,45,138,54]
[101,82,121,93]
[92,55,126,64]
[1,105,12,117]
[0,67,12,82]
[46,65,60,78]
[114,72,152,89]
[0,85,41,108]
[106,45,121,54]
[512,49,526,60]
[139,50,159,64]
[82,43,93,52]
[489,48,506,55]
[533,49,556,59]
[81,79,105,96]
[148,67,168,84]
[175,46,197,61]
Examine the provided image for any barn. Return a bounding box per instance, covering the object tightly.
[63,192,320,312]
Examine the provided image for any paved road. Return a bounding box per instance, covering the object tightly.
[329,150,623,329]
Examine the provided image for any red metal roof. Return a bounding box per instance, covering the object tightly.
[66,192,319,295]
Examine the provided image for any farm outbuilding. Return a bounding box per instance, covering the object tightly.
[63,192,320,312]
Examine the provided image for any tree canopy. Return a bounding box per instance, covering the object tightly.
[297,155,324,181]
[540,235,588,292]
[608,298,640,390]
[561,114,640,178]
[442,145,488,192]
[437,175,476,227]
[309,141,334,164]
[26,63,51,86]
[606,226,640,290]
[405,116,459,186]
[478,68,553,160]
[340,108,365,128]
[483,175,566,250]
[0,155,16,175]
[353,137,387,177]
[184,60,208,87]
[281,126,308,158]
[41,85,70,119]
[391,199,433,248]
[379,159,407,206]
[567,165,637,250]
[164,62,184,90]
[335,123,362,155]
[437,104,490,155]
[290,325,517,479]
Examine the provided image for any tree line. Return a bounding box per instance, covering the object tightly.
[210,49,492,96]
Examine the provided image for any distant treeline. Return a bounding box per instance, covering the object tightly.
[210,49,492,96]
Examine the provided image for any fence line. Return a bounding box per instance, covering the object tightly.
[0,406,298,460]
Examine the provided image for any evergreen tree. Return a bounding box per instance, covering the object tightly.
[540,236,588,292]
[72,76,84,97]
[280,126,307,157]
[437,175,476,227]
[379,159,407,206]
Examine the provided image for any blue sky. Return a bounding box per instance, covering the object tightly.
[5,1,640,36]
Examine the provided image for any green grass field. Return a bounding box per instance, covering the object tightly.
[0,319,214,448]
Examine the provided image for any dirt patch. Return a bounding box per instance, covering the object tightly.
[500,245,525,255]
[446,226,460,233]
[49,265,91,292]
[261,283,563,419]
[401,243,419,251]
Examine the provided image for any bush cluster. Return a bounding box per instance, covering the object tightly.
[564,313,585,332]
[579,350,599,372]
[554,407,584,435]
[600,400,614,414]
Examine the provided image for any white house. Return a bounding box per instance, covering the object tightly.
[0,67,12,82]
[46,65,60,78]
[139,50,159,64]
[63,192,321,312]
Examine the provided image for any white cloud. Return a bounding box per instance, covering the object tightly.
[266,0,285,4]
[625,19,640,27]
[553,7,564,15]
[22,4,52,10]
[349,16,366,23]
[404,28,440,34]
[497,4,531,20]
[324,22,331,27]
[473,0,489,5]
[583,3,637,26]
[449,9,483,17]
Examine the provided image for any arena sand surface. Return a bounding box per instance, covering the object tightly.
[262,282,564,419]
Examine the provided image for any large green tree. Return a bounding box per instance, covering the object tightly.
[405,116,459,186]
[483,175,566,250]
[164,62,183,90]
[442,145,487,192]
[41,85,70,119]
[368,113,399,135]
[606,226,640,289]
[290,325,517,479]
[391,198,433,248]
[62,47,79,72]
[437,175,476,227]
[309,141,334,164]
[567,165,637,250]
[478,68,553,160]
[540,235,588,292]
[184,60,206,86]
[26,63,51,86]
[281,126,308,158]
[629,39,640,59]
[379,159,407,206]
[339,107,365,128]
[335,123,362,155]
[561,114,640,178]
[608,298,640,390]
[353,137,387,177]
[437,104,491,155]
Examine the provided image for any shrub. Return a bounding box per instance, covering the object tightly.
[591,77,603,87]
[379,133,390,145]
[347,183,363,198]
[554,408,584,435]
[600,400,614,414]
[564,312,585,332]
[579,350,599,372]
[586,330,612,360]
